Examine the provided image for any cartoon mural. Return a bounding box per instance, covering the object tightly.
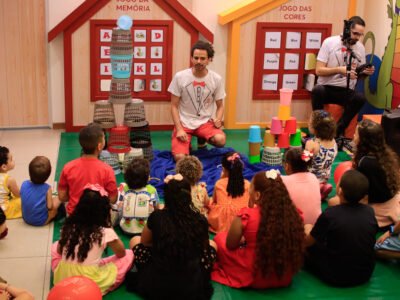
[364,0,400,109]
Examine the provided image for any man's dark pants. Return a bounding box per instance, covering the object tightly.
[311,85,365,137]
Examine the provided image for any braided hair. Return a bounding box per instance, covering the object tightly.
[221,152,245,198]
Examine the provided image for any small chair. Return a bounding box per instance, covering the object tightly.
[324,104,357,138]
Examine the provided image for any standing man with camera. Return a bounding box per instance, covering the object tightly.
[311,16,375,151]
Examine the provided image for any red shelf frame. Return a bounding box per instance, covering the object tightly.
[253,22,332,100]
[90,19,174,102]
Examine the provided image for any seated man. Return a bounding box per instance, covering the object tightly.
[311,16,374,151]
[168,40,226,161]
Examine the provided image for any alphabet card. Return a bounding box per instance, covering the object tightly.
[150,79,162,92]
[151,30,163,42]
[134,63,146,75]
[134,46,146,59]
[134,30,146,42]
[100,63,111,75]
[134,79,146,92]
[100,46,110,59]
[151,46,163,59]
[100,79,111,92]
[150,63,162,75]
[100,29,112,42]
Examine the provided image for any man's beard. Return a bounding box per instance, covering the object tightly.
[348,39,357,45]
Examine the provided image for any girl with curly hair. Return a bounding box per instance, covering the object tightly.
[51,186,133,295]
[306,110,338,200]
[211,170,304,288]
[208,152,250,233]
[127,175,216,299]
[176,155,209,216]
[352,119,400,228]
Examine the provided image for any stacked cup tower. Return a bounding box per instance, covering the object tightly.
[261,88,301,166]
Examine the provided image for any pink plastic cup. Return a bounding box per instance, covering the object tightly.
[270,117,282,134]
[279,88,293,106]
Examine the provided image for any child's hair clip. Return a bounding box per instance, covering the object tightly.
[265,169,280,180]
[83,183,109,197]
[301,150,313,162]
[164,173,184,184]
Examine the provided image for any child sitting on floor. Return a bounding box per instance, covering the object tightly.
[0,207,7,239]
[58,123,118,215]
[375,220,400,259]
[175,155,209,216]
[208,152,250,233]
[212,170,304,288]
[51,185,133,295]
[282,148,321,224]
[119,158,160,235]
[353,119,400,229]
[305,170,378,287]
[329,120,400,229]
[305,110,338,200]
[20,156,62,226]
[126,174,216,299]
[0,146,21,219]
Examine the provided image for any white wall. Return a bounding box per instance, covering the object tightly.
[47,0,85,124]
[361,0,393,58]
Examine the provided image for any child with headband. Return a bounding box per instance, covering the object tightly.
[208,152,250,233]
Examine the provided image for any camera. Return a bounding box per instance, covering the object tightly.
[341,19,353,44]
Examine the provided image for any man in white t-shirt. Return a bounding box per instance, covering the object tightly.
[168,40,226,161]
[311,16,374,148]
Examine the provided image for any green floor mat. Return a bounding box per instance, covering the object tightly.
[53,131,400,299]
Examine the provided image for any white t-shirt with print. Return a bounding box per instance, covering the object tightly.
[168,68,226,130]
[316,35,366,89]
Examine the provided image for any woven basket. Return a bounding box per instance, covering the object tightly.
[109,78,132,104]
[124,98,147,127]
[93,100,116,129]
[110,54,133,79]
[108,126,131,154]
[261,146,282,166]
[130,122,152,148]
[142,145,154,161]
[122,148,144,172]
[99,150,121,175]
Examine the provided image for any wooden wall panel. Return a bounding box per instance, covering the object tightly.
[0,0,48,127]
[71,0,191,127]
[235,0,349,125]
